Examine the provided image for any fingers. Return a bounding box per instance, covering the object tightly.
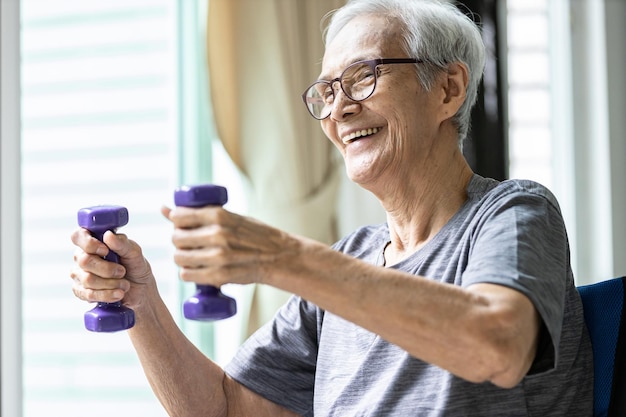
[161,205,172,222]
[177,263,250,288]
[71,228,131,303]
[71,222,157,313]
[101,230,133,259]
[165,205,230,229]
[71,227,109,258]
[171,221,232,251]
[70,260,129,303]
[173,245,227,268]
[164,205,292,286]
[73,246,126,278]
[177,265,227,285]
[71,269,128,303]
[173,242,235,287]
[168,207,270,253]
[71,227,132,260]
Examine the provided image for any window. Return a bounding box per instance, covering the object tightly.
[21,0,181,415]
[506,0,552,188]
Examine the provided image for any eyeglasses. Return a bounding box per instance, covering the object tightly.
[301,58,423,120]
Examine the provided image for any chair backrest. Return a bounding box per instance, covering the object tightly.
[577,276,626,417]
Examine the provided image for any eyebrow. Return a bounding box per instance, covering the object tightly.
[318,56,373,81]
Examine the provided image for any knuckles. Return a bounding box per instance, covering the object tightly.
[73,251,94,269]
[171,226,231,253]
[173,246,230,270]
[71,273,126,303]
[169,206,232,233]
[81,272,102,289]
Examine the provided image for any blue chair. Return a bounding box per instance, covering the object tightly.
[578,276,626,417]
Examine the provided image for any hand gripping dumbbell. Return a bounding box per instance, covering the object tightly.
[77,205,135,332]
[174,184,237,321]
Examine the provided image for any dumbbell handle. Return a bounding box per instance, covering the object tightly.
[174,184,237,321]
[78,205,135,332]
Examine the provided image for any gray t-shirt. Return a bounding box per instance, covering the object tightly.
[225,175,593,416]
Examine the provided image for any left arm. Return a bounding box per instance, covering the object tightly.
[162,206,540,388]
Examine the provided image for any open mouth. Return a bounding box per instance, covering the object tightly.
[342,127,381,144]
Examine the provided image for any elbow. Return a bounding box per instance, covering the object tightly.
[486,355,531,388]
[460,287,541,388]
[474,329,538,389]
[463,343,534,389]
[458,344,530,389]
[463,314,539,388]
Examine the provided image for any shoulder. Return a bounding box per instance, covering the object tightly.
[468,175,562,214]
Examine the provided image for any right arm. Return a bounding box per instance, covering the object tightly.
[70,228,300,417]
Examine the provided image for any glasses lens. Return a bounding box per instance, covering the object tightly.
[302,61,378,119]
[341,61,376,101]
[304,82,333,119]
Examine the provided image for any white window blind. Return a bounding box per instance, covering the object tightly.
[506,0,552,188]
[21,0,180,415]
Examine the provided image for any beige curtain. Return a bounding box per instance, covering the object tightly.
[207,0,347,337]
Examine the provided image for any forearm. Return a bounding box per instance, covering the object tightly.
[128,288,227,417]
[128,286,301,417]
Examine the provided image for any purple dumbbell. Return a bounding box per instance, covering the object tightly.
[77,205,135,332]
[174,184,237,321]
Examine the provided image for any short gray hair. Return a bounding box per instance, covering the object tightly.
[323,0,486,147]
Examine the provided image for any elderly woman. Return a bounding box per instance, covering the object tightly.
[71,0,592,416]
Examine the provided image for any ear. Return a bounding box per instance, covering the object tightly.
[439,62,469,119]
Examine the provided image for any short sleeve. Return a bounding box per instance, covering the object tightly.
[224,295,320,416]
[463,182,570,372]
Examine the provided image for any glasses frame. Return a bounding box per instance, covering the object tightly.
[301,58,423,120]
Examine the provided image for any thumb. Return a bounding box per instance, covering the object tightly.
[102,230,153,280]
[102,230,134,260]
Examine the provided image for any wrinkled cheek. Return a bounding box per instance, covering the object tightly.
[382,116,416,181]
[387,115,409,162]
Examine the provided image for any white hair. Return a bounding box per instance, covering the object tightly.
[323,0,486,147]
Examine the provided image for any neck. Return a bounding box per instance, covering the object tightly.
[381,150,473,264]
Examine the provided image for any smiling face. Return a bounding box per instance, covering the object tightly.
[320,14,451,190]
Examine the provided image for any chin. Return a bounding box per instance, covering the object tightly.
[346,167,376,188]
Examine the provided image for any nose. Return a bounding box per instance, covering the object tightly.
[329,88,360,121]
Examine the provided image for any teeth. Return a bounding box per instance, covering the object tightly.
[343,127,380,144]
